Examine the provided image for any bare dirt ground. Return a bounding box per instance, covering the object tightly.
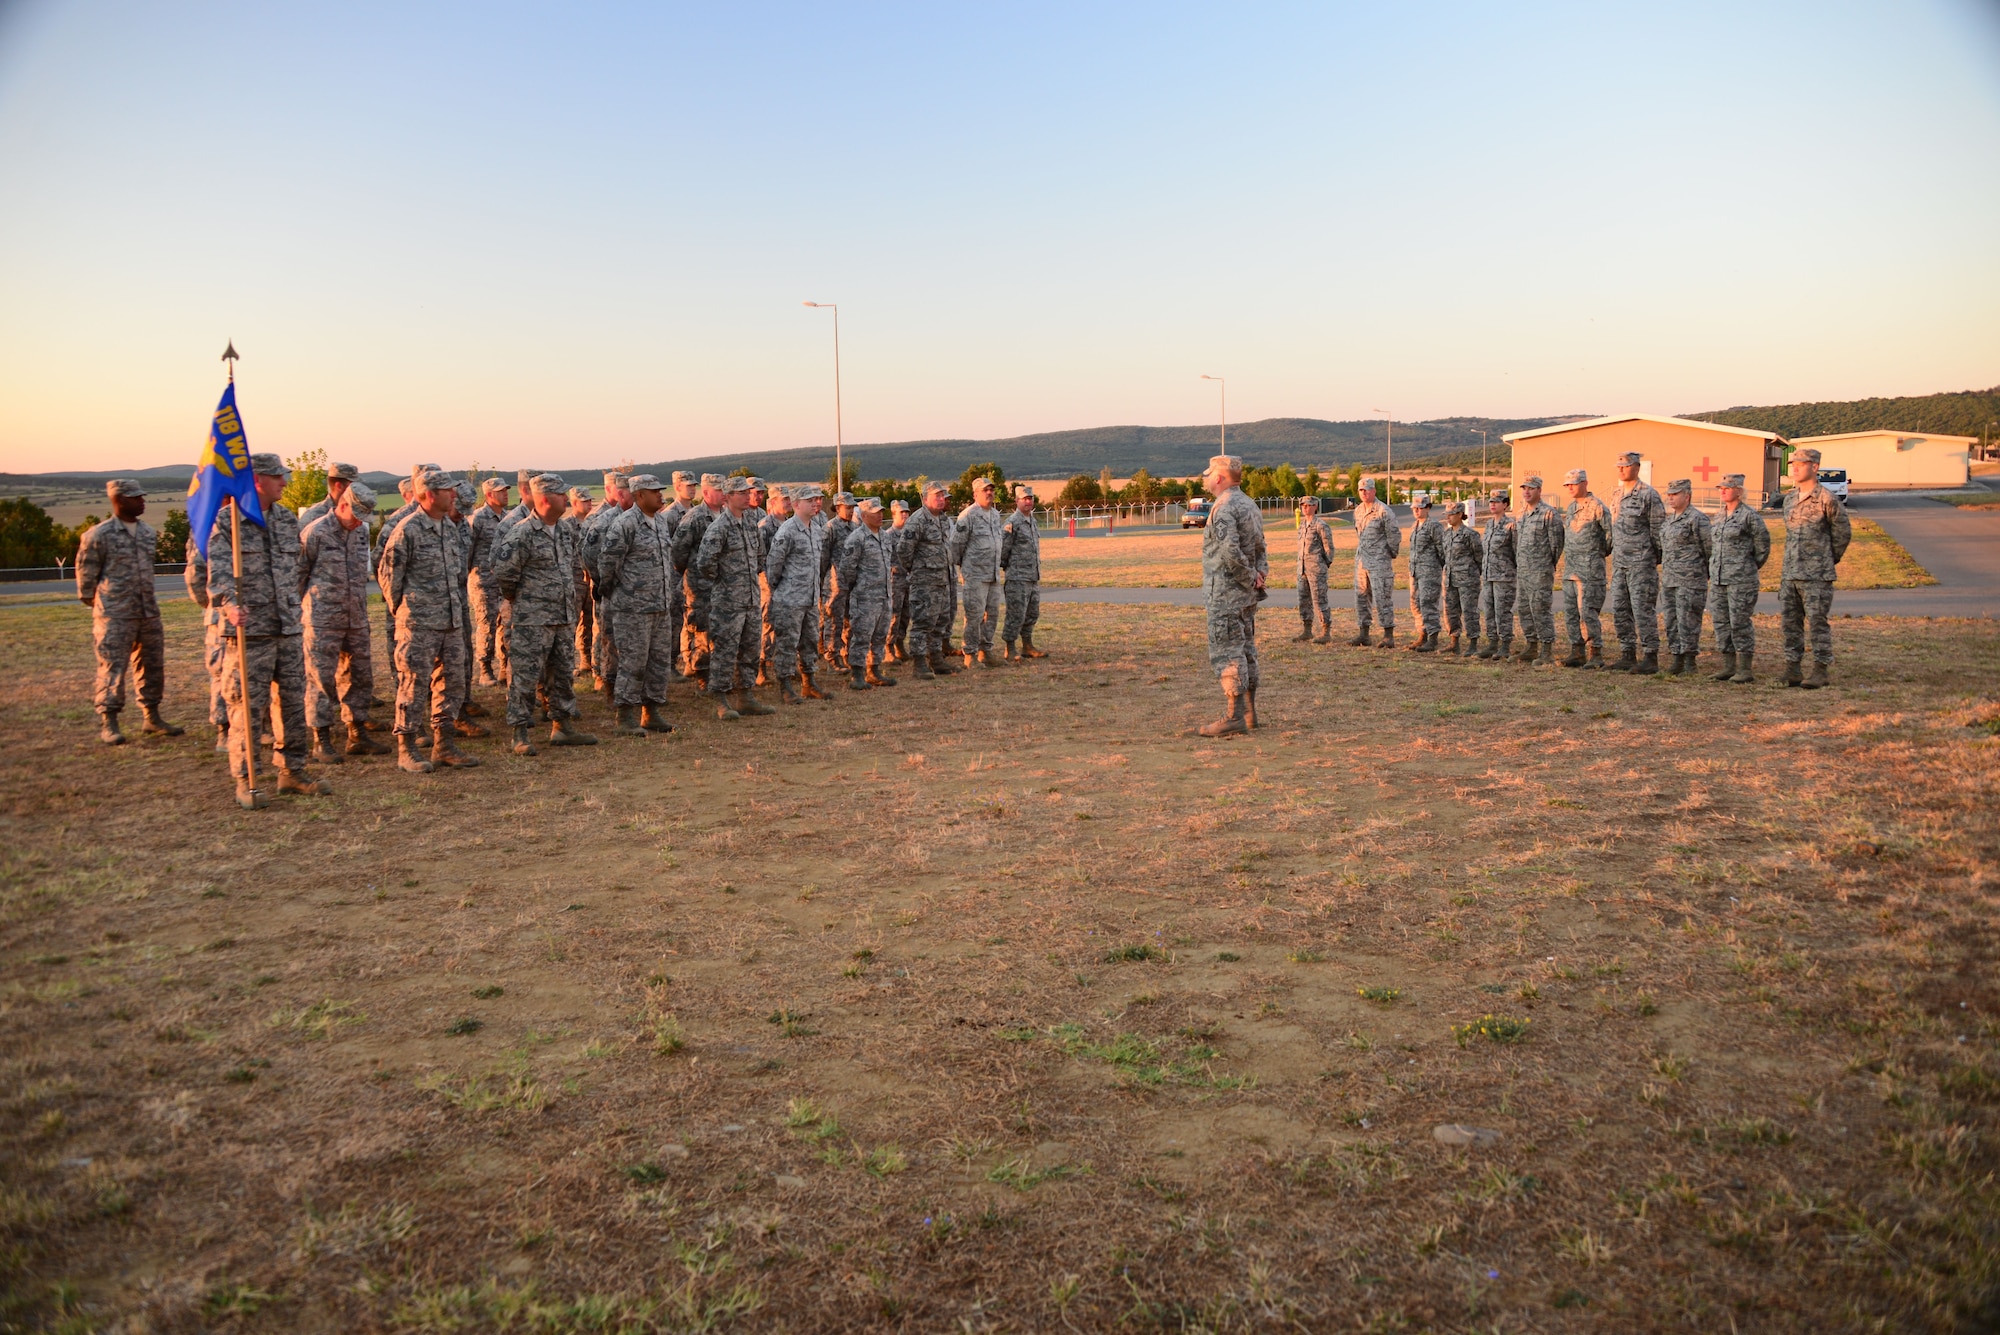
[3,599,1998,1333]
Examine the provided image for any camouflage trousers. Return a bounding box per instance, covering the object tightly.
[681,594,711,680]
[575,588,595,673]
[507,621,581,727]
[1561,574,1606,648]
[1709,581,1758,655]
[611,609,673,707]
[1410,570,1443,638]
[1781,578,1834,666]
[849,590,891,670]
[1610,560,1660,654]
[1662,585,1707,656]
[945,574,960,650]
[204,621,229,726]
[393,623,467,736]
[1445,574,1480,641]
[890,579,910,650]
[1003,579,1041,644]
[759,585,775,670]
[1517,574,1558,643]
[1479,578,1515,643]
[459,591,474,713]
[769,601,821,681]
[706,601,760,693]
[303,621,373,727]
[1296,567,1331,633]
[469,578,507,683]
[224,634,308,780]
[1206,602,1260,696]
[92,611,165,713]
[592,597,618,687]
[962,577,1002,653]
[821,587,850,659]
[906,572,953,658]
[668,589,686,681]
[1354,560,1394,632]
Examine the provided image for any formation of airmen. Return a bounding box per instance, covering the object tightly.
[72,458,1047,810]
[1197,446,1853,735]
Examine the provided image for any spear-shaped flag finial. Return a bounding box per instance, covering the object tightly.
[221,339,238,382]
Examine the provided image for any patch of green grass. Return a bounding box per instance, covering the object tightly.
[1215,952,1241,963]
[202,1282,276,1317]
[269,998,365,1040]
[1357,986,1403,1005]
[1286,948,1325,964]
[624,1163,667,1184]
[390,1278,763,1332]
[472,985,504,999]
[1103,944,1165,963]
[862,1146,907,1177]
[766,1009,816,1038]
[416,1058,548,1115]
[987,1157,1086,1191]
[446,1017,484,1036]
[1452,1014,1531,1047]
[650,1015,686,1056]
[1042,1024,1242,1088]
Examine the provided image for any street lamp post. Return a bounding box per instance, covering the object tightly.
[1199,375,1226,452]
[803,301,842,489]
[1372,408,1392,498]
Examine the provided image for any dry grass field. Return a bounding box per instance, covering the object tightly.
[3,599,1998,1333]
[1038,516,1932,593]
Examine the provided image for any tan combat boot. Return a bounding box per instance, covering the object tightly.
[912,655,936,681]
[397,734,435,773]
[614,705,648,737]
[97,710,125,746]
[865,666,897,688]
[780,676,805,704]
[512,726,538,756]
[849,665,871,691]
[713,689,740,721]
[736,689,776,716]
[1020,632,1046,659]
[800,671,829,699]
[1802,662,1829,690]
[311,726,345,765]
[1537,641,1557,667]
[1562,641,1587,669]
[1712,651,1737,681]
[1198,694,1248,738]
[235,778,268,810]
[1347,628,1372,647]
[1378,628,1396,649]
[431,735,480,768]
[345,722,389,756]
[1633,651,1658,676]
[640,704,675,735]
[549,717,601,743]
[1783,660,1804,687]
[277,767,332,796]
[141,706,183,736]
[1730,654,1755,685]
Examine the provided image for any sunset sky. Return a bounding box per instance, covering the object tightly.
[1,1,1996,474]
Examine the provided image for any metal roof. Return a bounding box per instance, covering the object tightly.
[1501,414,1783,445]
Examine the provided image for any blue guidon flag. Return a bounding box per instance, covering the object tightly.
[186,379,263,558]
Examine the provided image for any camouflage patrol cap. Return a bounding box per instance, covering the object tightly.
[1563,468,1587,485]
[1208,454,1242,475]
[530,472,566,496]
[626,474,664,492]
[105,478,146,499]
[454,479,477,507]
[516,469,533,489]
[346,481,378,512]
[723,475,752,494]
[890,499,910,511]
[1665,477,1692,495]
[794,483,824,500]
[1411,492,1432,508]
[700,473,726,489]
[1489,488,1510,503]
[398,478,416,498]
[419,467,454,492]
[602,471,628,491]
[567,486,592,504]
[1719,473,1746,489]
[856,496,883,512]
[1616,451,1643,466]
[1521,475,1544,488]
[1299,494,1319,508]
[326,462,360,483]
[1357,475,1377,491]
[251,453,290,479]
[746,476,766,490]
[1793,448,1822,465]
[971,475,994,491]
[481,475,509,495]
[1444,500,1465,517]
[671,470,694,486]
[922,480,948,496]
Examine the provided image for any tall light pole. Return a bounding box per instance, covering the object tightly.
[1372,408,1392,496]
[1200,375,1225,452]
[803,301,842,488]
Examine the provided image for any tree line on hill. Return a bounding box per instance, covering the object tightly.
[1687,386,2000,443]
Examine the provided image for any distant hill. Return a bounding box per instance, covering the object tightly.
[1686,386,2000,441]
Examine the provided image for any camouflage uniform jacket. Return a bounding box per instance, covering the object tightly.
[1295,515,1334,577]
[493,514,579,626]
[1351,499,1401,564]
[1561,494,1611,581]
[951,504,1005,581]
[76,517,159,619]
[372,501,420,577]
[298,513,374,632]
[1708,504,1772,586]
[1780,484,1851,581]
[1408,517,1446,577]
[671,503,723,619]
[1610,480,1666,565]
[1659,506,1713,590]
[821,516,856,585]
[575,502,624,584]
[468,504,510,588]
[184,536,220,627]
[209,503,303,638]
[597,506,676,614]
[1512,501,1565,575]
[1201,488,1267,614]
[1443,524,1484,580]
[379,510,465,631]
[694,509,764,612]
[297,492,340,530]
[764,515,823,607]
[897,507,954,577]
[1481,513,1517,581]
[1000,511,1041,580]
[837,524,895,604]
[758,509,790,549]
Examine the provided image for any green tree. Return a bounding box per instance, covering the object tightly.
[155,507,190,563]
[1054,474,1102,507]
[280,448,328,513]
[1121,467,1161,503]
[0,497,66,568]
[728,465,756,479]
[1303,465,1321,496]
[1241,466,1281,500]
[824,458,860,494]
[948,461,1007,510]
[1272,463,1304,498]
[59,514,100,565]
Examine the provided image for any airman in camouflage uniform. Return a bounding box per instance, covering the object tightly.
[565,486,596,681]
[465,478,509,690]
[1657,478,1712,676]
[1001,488,1045,660]
[1405,494,1446,652]
[374,473,422,653]
[662,471,697,681]
[953,477,1007,667]
[1441,501,1484,655]
[1779,447,1851,689]
[757,485,794,682]
[1292,495,1335,643]
[1511,475,1565,665]
[695,476,774,718]
[184,534,229,749]
[1199,454,1268,737]
[210,455,329,806]
[887,499,913,660]
[1607,451,1667,673]
[379,467,473,773]
[898,481,961,680]
[595,474,678,737]
[297,461,360,530]
[494,473,598,754]
[766,485,828,702]
[1477,490,1516,659]
[672,474,726,685]
[1707,473,1771,684]
[745,478,768,527]
[838,497,899,689]
[820,492,858,668]
[582,472,634,693]
[76,479,176,744]
[449,479,495,736]
[299,482,389,761]
[1347,478,1400,647]
[1559,468,1612,669]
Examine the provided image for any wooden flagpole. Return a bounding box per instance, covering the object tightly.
[225,343,258,800]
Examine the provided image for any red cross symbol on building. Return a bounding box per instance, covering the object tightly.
[1692,456,1719,483]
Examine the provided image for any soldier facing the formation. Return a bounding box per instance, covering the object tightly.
[837,496,898,689]
[1292,494,1334,645]
[1405,493,1446,654]
[1198,454,1267,738]
[1657,478,1712,677]
[1559,468,1612,669]
[1708,472,1770,684]
[1440,500,1483,657]
[1000,487,1044,661]
[1779,447,1851,689]
[1348,476,1400,648]
[77,478,179,745]
[1607,451,1666,673]
[493,473,598,754]
[299,480,387,762]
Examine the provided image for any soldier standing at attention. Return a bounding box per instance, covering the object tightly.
[184,531,229,750]
[1607,450,1667,673]
[838,496,899,689]
[820,492,859,669]
[757,485,794,684]
[583,472,634,695]
[1000,486,1045,661]
[1780,447,1851,689]
[766,485,828,702]
[378,468,475,773]
[1405,493,1446,653]
[1559,468,1612,669]
[493,473,598,754]
[210,455,329,806]
[1657,479,1713,677]
[1292,495,1335,644]
[468,477,511,688]
[899,481,960,680]
[1440,501,1484,656]
[297,461,360,530]
[1476,490,1515,660]
[696,476,775,719]
[448,480,495,736]
[1347,476,1400,648]
[887,499,913,661]
[1198,454,1267,737]
[745,478,768,526]
[1512,476,1565,666]
[77,479,178,744]
[566,487,597,686]
[662,471,697,676]
[1707,473,1770,684]
[299,481,389,762]
[595,474,677,737]
[672,474,726,687]
[953,476,1007,668]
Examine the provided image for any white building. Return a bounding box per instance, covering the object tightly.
[1791,431,1973,489]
